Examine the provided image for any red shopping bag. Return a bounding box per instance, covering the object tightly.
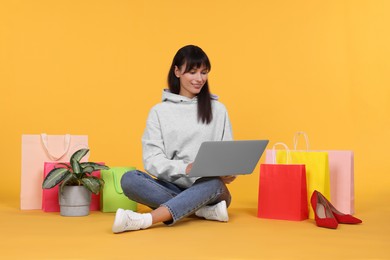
[258,164,308,221]
[42,162,102,212]
[258,143,308,221]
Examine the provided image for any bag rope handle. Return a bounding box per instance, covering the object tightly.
[112,170,124,194]
[293,131,310,151]
[272,142,292,164]
[40,133,71,161]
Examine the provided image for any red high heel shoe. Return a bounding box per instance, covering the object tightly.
[315,191,362,224]
[311,191,338,229]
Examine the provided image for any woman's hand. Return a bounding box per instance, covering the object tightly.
[185,163,193,175]
[186,163,237,184]
[220,175,237,184]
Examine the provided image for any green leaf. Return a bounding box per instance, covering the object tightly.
[81,166,94,174]
[70,149,89,174]
[81,177,102,195]
[59,173,78,194]
[42,168,70,189]
[81,162,109,172]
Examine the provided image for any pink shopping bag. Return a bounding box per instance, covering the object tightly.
[21,134,88,209]
[327,151,354,214]
[293,132,355,214]
[42,162,102,212]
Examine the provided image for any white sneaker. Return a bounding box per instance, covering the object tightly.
[112,209,152,233]
[195,200,229,222]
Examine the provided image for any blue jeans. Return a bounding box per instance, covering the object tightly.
[121,170,231,225]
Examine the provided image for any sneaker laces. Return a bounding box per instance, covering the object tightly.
[196,201,228,222]
[123,210,144,230]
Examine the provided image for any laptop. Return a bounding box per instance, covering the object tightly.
[188,140,269,177]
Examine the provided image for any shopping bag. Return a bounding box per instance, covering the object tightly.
[100,167,137,212]
[21,134,89,210]
[42,162,102,212]
[327,151,354,214]
[293,132,354,214]
[258,143,308,221]
[265,139,330,219]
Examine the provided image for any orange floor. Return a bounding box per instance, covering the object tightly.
[1,192,389,260]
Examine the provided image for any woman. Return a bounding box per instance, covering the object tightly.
[112,45,235,233]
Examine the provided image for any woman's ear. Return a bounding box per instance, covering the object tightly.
[174,66,181,78]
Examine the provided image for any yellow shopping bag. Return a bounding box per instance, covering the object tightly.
[275,150,330,219]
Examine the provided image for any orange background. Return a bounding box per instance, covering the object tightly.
[0,0,389,209]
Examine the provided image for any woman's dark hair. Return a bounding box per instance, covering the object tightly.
[167,45,212,124]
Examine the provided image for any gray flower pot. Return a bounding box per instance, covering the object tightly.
[59,186,91,217]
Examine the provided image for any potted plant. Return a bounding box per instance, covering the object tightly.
[42,148,109,216]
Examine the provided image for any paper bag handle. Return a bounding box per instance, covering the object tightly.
[272,142,292,164]
[293,131,310,151]
[40,133,71,161]
[112,170,124,194]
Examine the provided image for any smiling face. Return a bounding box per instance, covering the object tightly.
[174,64,209,99]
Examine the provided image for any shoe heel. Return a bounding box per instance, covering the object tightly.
[310,191,338,229]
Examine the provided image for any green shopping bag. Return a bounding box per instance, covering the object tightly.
[100,167,137,213]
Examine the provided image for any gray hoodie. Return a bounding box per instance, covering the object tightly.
[142,89,233,188]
